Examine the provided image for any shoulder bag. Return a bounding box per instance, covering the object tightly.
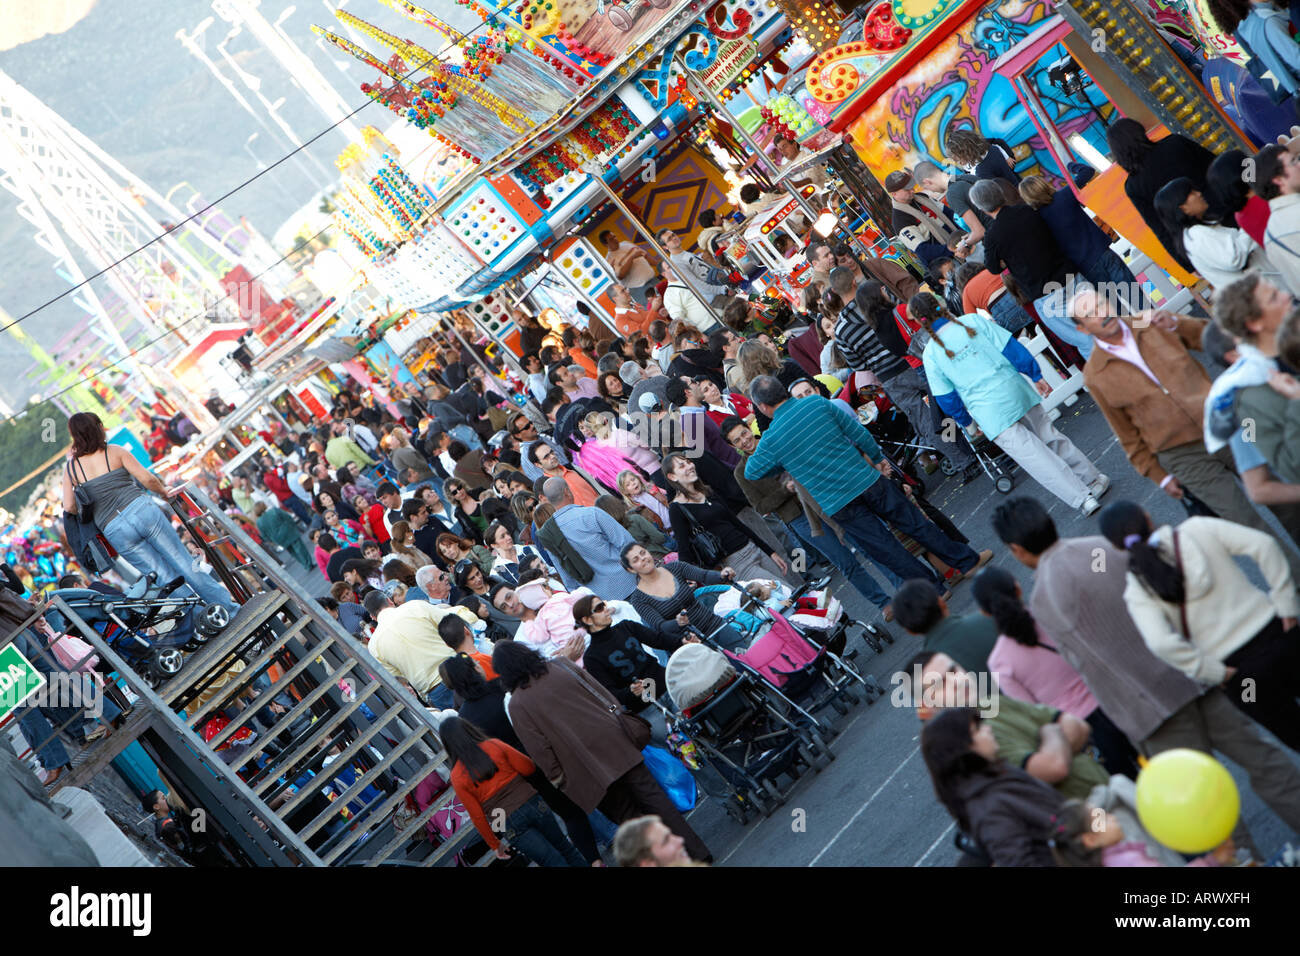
[677,501,724,568]
[65,452,115,574]
[562,659,652,750]
[1170,530,1193,643]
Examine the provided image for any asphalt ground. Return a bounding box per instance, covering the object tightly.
[680,390,1300,866]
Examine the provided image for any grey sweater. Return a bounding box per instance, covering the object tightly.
[1029,536,1201,743]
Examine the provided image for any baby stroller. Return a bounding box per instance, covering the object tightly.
[664,643,827,825]
[837,373,952,486]
[693,580,886,739]
[44,572,231,688]
[963,430,1020,495]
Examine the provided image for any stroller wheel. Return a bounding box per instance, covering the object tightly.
[153,647,185,677]
[995,475,1015,494]
[725,799,750,826]
[182,639,203,652]
[761,779,784,814]
[862,625,883,653]
[140,667,162,691]
[939,456,960,477]
[196,603,231,637]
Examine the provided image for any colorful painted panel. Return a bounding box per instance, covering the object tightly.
[583,143,734,255]
[805,0,989,127]
[842,2,1111,184]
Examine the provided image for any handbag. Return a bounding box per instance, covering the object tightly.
[678,503,725,568]
[65,453,115,574]
[565,659,653,750]
[49,633,100,673]
[641,744,697,812]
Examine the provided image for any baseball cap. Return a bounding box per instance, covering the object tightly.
[637,391,663,413]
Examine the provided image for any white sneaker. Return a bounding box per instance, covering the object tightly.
[1088,474,1111,499]
[1080,495,1101,517]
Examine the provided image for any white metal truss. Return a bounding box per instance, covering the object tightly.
[0,69,242,373]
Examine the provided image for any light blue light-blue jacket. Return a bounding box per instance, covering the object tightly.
[922,312,1043,439]
[1239,5,1300,96]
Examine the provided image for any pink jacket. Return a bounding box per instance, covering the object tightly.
[1103,841,1218,867]
[573,431,662,494]
[987,626,1098,720]
[518,588,591,666]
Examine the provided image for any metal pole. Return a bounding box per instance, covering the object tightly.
[438,312,546,421]
[581,160,725,326]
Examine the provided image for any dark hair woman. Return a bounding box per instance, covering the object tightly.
[437,655,601,862]
[1105,117,1215,272]
[61,412,236,614]
[1205,149,1271,245]
[491,640,712,862]
[662,452,792,583]
[972,566,1139,778]
[920,707,1065,867]
[1100,499,1300,750]
[1153,177,1271,293]
[435,531,493,577]
[439,715,587,866]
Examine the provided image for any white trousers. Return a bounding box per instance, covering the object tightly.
[993,405,1101,508]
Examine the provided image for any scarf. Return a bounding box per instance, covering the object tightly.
[891,193,959,246]
[1203,342,1275,453]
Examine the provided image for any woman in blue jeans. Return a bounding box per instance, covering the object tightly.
[61,413,236,614]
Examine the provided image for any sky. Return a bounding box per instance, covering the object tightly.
[0,0,480,412]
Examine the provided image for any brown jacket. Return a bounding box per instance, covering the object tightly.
[1083,317,1207,484]
[505,657,645,813]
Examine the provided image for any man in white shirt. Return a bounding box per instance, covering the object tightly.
[363,586,478,708]
[661,262,723,335]
[600,230,661,305]
[773,135,828,193]
[1257,144,1300,299]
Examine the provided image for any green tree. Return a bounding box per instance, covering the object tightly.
[0,399,69,512]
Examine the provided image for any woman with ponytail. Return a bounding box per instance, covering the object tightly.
[1100,499,1300,750]
[912,291,1107,515]
[974,566,1140,778]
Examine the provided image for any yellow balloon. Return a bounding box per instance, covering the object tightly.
[1135,749,1239,854]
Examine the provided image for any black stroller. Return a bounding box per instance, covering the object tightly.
[44,573,231,688]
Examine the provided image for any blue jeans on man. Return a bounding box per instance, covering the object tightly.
[787,514,894,610]
[831,479,979,591]
[504,792,588,866]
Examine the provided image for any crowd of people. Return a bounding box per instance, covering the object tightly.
[13,116,1300,869]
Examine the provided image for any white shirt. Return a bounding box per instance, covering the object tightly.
[662,283,718,333]
[1184,222,1275,293]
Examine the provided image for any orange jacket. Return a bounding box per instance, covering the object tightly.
[449,739,537,849]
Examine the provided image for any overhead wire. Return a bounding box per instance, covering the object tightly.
[0,5,513,335]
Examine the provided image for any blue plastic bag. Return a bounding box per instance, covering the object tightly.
[642,744,697,812]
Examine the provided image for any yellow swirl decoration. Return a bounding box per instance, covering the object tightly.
[807,56,860,105]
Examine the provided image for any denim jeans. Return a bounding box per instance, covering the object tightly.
[1082,248,1141,310]
[450,424,483,452]
[989,293,1033,334]
[426,682,455,710]
[11,630,77,768]
[505,792,588,866]
[788,514,892,609]
[1032,288,1094,360]
[832,479,978,588]
[103,496,237,612]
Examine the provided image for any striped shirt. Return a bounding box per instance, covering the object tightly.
[834,303,910,382]
[744,395,883,517]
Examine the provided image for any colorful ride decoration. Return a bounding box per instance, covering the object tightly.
[774,0,846,52]
[804,0,982,130]
[514,99,639,192]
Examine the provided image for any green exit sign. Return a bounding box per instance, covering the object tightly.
[0,644,46,722]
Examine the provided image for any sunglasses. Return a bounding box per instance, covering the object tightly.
[591,601,607,613]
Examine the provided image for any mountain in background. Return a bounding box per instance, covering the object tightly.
[0,0,477,412]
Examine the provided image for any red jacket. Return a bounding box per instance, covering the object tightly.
[361,503,390,544]
[262,469,293,503]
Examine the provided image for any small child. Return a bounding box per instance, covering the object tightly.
[1049,799,1235,867]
